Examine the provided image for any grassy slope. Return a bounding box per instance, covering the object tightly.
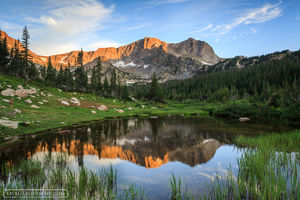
[0,74,208,140]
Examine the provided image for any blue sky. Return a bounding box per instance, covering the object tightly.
[0,0,299,57]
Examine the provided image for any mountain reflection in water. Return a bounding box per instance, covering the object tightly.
[0,116,291,199]
[1,116,287,169]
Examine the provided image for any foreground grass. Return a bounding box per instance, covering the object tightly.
[0,153,145,200]
[202,129,300,200]
[236,129,300,152]
[0,74,208,141]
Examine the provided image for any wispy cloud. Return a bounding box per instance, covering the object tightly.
[213,2,282,35]
[250,27,257,34]
[148,0,189,6]
[193,1,282,40]
[136,0,189,10]
[24,0,115,55]
[124,23,151,31]
[190,24,213,33]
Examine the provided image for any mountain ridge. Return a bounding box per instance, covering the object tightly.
[0,30,219,67]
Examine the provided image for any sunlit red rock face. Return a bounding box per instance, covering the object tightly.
[1,30,168,69]
[1,30,219,70]
[42,37,168,69]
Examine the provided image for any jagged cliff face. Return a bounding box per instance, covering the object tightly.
[1,30,220,82]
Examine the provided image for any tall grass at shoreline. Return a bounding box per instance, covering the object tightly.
[0,153,146,200]
[1,130,299,199]
[202,130,300,200]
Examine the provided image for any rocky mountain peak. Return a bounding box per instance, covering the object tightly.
[167,37,220,65]
[140,37,168,51]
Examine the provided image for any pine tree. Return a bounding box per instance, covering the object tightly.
[26,62,38,80]
[77,48,83,67]
[91,58,103,94]
[40,65,46,82]
[10,40,23,77]
[64,66,74,91]
[110,69,117,96]
[21,26,30,63]
[57,65,64,88]
[149,73,163,102]
[103,76,110,97]
[45,56,56,85]
[74,49,88,92]
[121,85,129,100]
[0,32,9,73]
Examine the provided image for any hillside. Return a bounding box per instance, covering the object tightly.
[0,74,207,141]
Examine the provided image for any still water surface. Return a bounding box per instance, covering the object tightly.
[0,116,291,199]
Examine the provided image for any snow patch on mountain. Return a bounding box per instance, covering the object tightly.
[113,61,137,68]
[200,61,213,65]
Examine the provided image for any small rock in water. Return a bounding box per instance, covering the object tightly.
[60,122,65,124]
[17,97,21,100]
[7,85,12,88]
[128,107,133,110]
[2,99,9,103]
[61,100,70,106]
[17,85,23,89]
[30,105,40,109]
[42,100,48,103]
[29,95,36,98]
[58,130,70,134]
[239,117,250,122]
[91,110,96,114]
[141,105,145,108]
[38,102,44,105]
[58,89,62,92]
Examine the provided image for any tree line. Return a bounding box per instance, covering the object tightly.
[129,51,300,106]
[0,27,131,100]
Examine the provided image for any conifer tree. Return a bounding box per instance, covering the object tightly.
[148,73,163,102]
[103,75,110,97]
[21,26,31,64]
[10,40,23,77]
[45,56,56,85]
[91,58,103,93]
[0,32,9,73]
[64,66,74,91]
[57,65,64,88]
[121,85,130,100]
[74,49,88,92]
[110,69,117,96]
[40,65,46,82]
